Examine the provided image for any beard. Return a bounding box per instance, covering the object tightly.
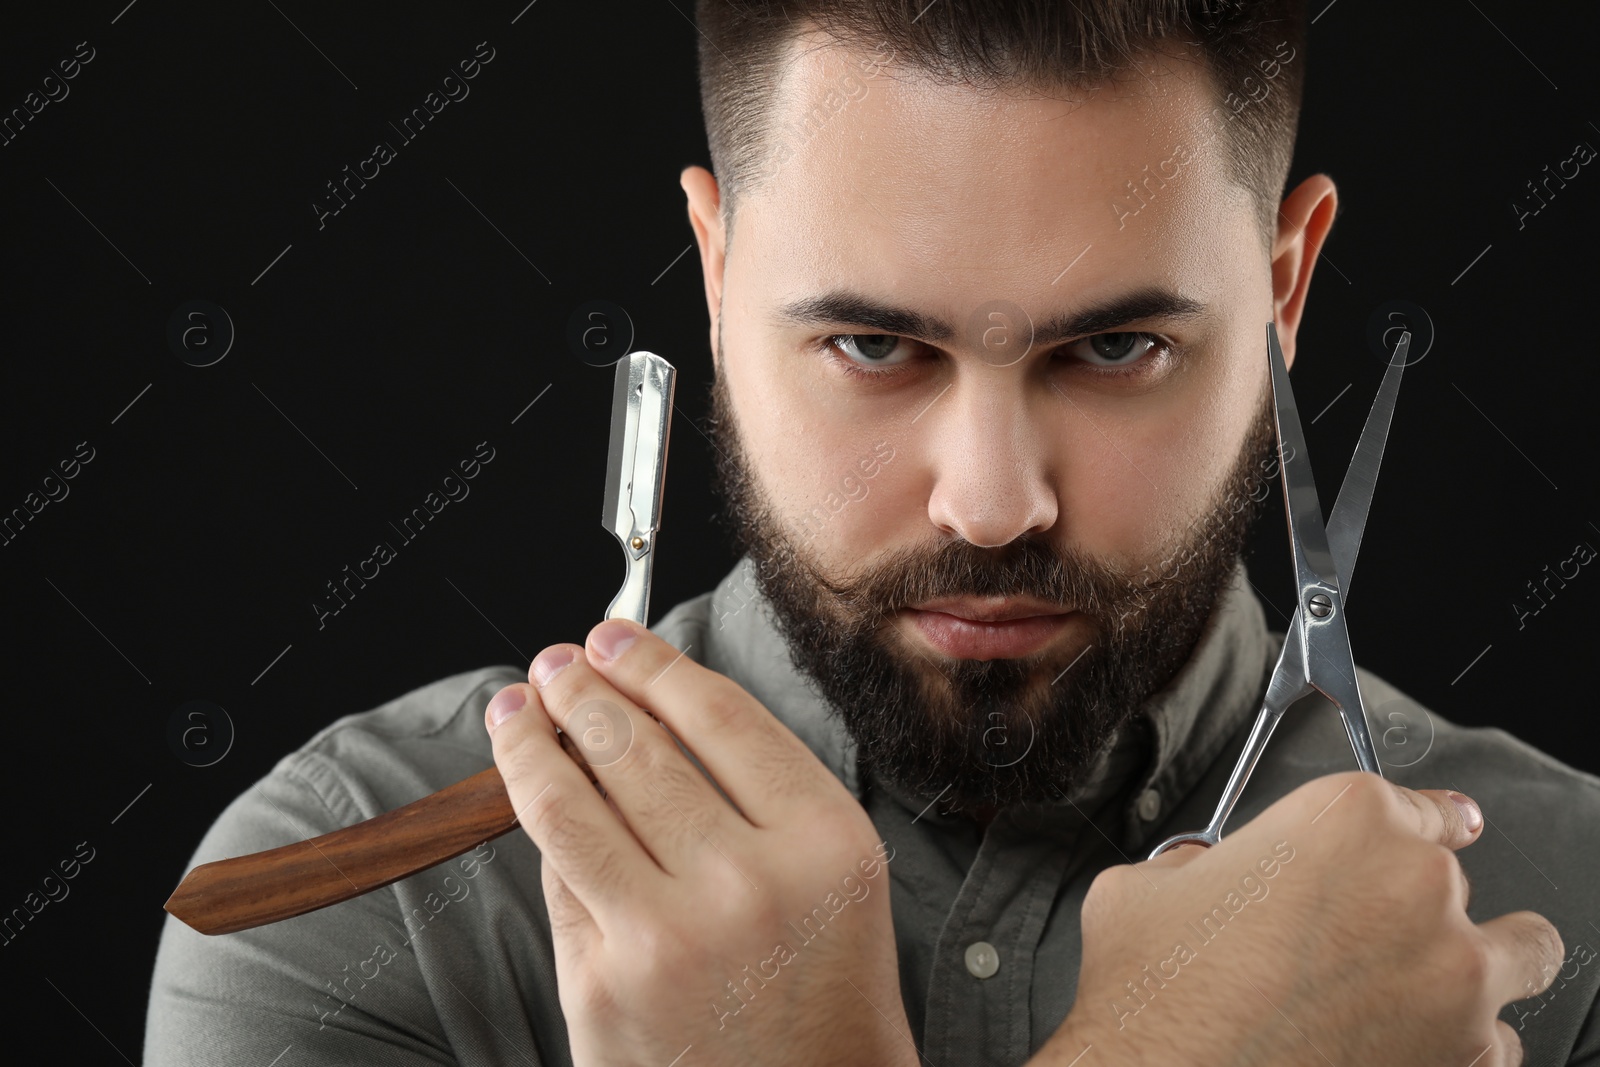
[705,357,1276,815]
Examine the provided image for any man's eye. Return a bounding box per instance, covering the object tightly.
[823,330,1168,379]
[1068,332,1159,367]
[830,334,914,369]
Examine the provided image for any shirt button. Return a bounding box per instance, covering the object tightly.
[964,941,1000,979]
[1137,788,1163,822]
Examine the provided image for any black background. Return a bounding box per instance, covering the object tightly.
[2,1,1597,1060]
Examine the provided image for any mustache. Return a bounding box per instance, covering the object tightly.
[804,533,1134,622]
[771,392,1277,630]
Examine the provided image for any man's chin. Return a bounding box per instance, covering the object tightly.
[844,634,1121,813]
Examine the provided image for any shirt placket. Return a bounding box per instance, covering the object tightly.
[920,815,1079,1066]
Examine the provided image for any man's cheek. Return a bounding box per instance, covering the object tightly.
[1067,432,1171,560]
[828,473,908,555]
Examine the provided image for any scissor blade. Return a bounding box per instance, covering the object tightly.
[1324,332,1406,603]
[1266,322,1340,592]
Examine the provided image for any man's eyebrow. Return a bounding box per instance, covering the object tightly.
[771,286,1207,346]
[1033,288,1208,344]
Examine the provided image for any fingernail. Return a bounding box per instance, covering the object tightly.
[1447,791,1483,834]
[531,646,577,689]
[487,687,526,731]
[589,619,638,663]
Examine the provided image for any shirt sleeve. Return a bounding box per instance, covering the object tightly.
[143,753,467,1066]
[1568,989,1600,1065]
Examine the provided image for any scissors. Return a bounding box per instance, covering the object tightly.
[1147,321,1407,859]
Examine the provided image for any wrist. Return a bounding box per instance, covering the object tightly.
[1031,1009,1110,1067]
[1032,1006,1172,1067]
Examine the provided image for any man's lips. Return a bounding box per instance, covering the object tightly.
[901,598,1078,659]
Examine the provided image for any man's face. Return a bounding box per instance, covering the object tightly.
[690,34,1319,813]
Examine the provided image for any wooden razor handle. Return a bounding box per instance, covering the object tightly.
[164,732,599,935]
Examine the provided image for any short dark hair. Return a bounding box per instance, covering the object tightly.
[694,0,1306,246]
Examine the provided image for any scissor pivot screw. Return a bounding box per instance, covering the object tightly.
[630,535,645,549]
[1307,593,1333,618]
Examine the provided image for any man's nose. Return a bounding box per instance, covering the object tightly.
[923,378,1058,547]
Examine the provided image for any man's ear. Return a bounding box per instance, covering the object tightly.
[1270,174,1338,372]
[681,165,727,370]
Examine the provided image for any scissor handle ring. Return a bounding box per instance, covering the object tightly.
[1147,829,1219,860]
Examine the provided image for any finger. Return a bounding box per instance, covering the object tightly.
[1491,1020,1525,1067]
[530,643,739,875]
[485,683,661,914]
[1417,788,1484,850]
[581,617,840,823]
[1360,775,1482,850]
[1478,910,1565,1007]
[539,851,596,945]
[1370,784,1479,904]
[556,729,604,792]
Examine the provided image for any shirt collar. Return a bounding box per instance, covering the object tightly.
[695,554,1273,850]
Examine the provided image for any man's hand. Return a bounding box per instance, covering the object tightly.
[1040,772,1563,1066]
[484,617,918,1067]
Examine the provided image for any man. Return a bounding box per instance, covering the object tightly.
[146,2,1600,1064]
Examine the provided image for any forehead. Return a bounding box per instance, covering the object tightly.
[736,32,1257,313]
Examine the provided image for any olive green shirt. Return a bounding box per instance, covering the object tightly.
[145,557,1600,1064]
